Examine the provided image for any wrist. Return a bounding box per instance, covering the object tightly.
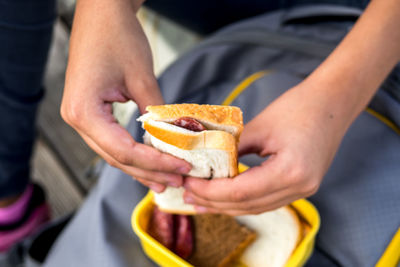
[294,75,365,138]
[299,0,400,128]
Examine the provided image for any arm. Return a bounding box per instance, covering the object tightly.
[61,0,191,192]
[183,0,400,215]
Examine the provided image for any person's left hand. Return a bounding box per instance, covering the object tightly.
[182,83,351,215]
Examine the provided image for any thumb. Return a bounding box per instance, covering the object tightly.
[238,124,263,156]
[126,74,164,114]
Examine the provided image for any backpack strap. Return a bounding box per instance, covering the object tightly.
[221,70,271,106]
[281,5,361,25]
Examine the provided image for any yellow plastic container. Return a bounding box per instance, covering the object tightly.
[132,164,320,267]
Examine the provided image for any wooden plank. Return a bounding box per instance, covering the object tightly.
[39,20,98,193]
[32,138,83,219]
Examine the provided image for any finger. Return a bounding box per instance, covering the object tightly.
[184,186,298,214]
[238,125,262,156]
[78,129,184,187]
[74,101,191,174]
[135,177,166,193]
[238,116,271,156]
[184,158,286,203]
[193,195,300,216]
[125,74,164,113]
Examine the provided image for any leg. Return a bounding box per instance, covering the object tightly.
[0,0,56,252]
[0,0,56,199]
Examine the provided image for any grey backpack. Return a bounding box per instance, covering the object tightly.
[152,5,400,267]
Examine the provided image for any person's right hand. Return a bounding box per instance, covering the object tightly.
[60,0,191,192]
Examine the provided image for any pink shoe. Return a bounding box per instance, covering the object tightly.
[0,184,50,252]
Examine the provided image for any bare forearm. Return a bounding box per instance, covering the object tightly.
[304,0,400,128]
[62,0,190,192]
[66,0,158,110]
[71,0,141,54]
[68,0,151,81]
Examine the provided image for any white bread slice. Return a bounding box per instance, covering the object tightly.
[143,121,237,177]
[138,104,243,214]
[139,104,243,139]
[144,129,235,214]
[236,206,302,267]
[152,187,196,214]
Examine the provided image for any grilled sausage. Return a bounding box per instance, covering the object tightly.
[173,117,207,132]
[148,206,174,250]
[174,215,194,259]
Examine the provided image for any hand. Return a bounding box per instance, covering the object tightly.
[183,0,400,215]
[61,0,191,192]
[183,83,349,215]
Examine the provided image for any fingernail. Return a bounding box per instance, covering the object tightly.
[149,184,164,193]
[177,166,191,174]
[184,195,194,204]
[195,206,208,213]
[183,182,189,190]
[168,181,180,187]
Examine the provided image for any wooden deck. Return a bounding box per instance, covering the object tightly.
[34,18,97,219]
[32,138,83,218]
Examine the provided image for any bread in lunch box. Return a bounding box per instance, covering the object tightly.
[186,206,302,267]
[236,206,303,267]
[187,213,256,267]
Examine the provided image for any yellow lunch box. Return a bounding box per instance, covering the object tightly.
[131,164,321,267]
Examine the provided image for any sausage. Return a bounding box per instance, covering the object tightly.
[148,206,174,250]
[148,207,194,259]
[174,215,194,259]
[173,117,207,132]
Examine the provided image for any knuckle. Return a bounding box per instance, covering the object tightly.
[283,160,320,196]
[106,158,119,168]
[60,104,69,123]
[230,188,249,202]
[114,153,132,166]
[302,179,320,196]
[60,100,83,127]
[283,161,308,186]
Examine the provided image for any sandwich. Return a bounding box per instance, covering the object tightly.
[137,103,243,213]
[139,104,303,267]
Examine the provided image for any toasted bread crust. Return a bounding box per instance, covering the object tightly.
[218,232,256,267]
[145,104,243,137]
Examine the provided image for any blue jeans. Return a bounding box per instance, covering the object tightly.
[0,0,56,198]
